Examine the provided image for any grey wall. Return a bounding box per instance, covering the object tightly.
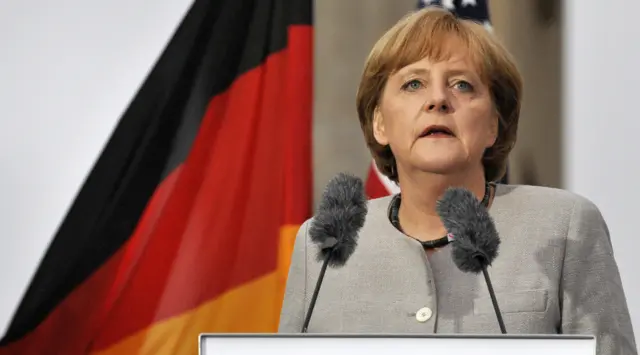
[312,0,563,207]
[491,0,562,188]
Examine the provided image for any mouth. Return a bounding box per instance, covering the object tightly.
[419,125,455,138]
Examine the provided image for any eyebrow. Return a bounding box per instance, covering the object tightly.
[400,67,476,78]
[401,68,429,77]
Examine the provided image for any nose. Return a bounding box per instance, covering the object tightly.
[425,101,449,113]
[423,89,451,114]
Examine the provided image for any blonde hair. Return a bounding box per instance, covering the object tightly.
[356,7,522,182]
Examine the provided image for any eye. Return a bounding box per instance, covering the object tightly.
[452,80,474,92]
[401,79,423,92]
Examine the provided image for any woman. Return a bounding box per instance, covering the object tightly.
[278,7,637,355]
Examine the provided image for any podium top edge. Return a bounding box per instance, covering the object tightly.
[198,333,595,340]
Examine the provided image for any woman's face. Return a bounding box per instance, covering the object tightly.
[373,44,498,178]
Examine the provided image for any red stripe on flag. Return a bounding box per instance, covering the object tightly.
[365,162,392,199]
[282,25,313,225]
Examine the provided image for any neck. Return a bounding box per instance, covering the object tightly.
[397,165,487,242]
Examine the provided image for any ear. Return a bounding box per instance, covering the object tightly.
[372,107,389,145]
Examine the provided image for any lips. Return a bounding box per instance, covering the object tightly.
[420,125,455,138]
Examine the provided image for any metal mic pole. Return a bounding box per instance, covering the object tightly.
[481,265,507,334]
[301,250,333,333]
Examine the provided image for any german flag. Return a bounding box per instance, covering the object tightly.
[0,0,312,353]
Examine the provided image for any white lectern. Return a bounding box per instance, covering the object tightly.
[199,333,596,355]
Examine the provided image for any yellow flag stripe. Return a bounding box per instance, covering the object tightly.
[92,225,300,355]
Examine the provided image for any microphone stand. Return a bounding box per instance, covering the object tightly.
[301,250,333,333]
[480,264,507,334]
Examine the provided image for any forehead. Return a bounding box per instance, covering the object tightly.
[395,51,478,77]
[389,35,485,79]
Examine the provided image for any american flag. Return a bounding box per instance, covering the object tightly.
[364,0,507,199]
[418,0,491,29]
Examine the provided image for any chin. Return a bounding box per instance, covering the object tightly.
[413,156,469,175]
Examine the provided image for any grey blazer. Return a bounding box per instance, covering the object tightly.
[278,184,637,355]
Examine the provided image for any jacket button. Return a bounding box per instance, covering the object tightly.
[416,307,433,322]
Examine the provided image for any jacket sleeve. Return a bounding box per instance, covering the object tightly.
[277,219,310,333]
[561,197,637,354]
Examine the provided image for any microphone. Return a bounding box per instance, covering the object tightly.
[435,187,506,334]
[301,172,367,333]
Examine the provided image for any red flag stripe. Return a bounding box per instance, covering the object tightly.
[365,162,399,199]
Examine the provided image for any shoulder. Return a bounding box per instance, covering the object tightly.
[365,195,395,216]
[296,194,394,232]
[495,183,600,214]
[294,195,397,251]
[495,183,591,205]
[495,184,607,237]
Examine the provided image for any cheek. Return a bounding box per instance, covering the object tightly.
[458,108,496,147]
[381,104,419,140]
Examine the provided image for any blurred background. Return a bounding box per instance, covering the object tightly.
[0,0,638,353]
